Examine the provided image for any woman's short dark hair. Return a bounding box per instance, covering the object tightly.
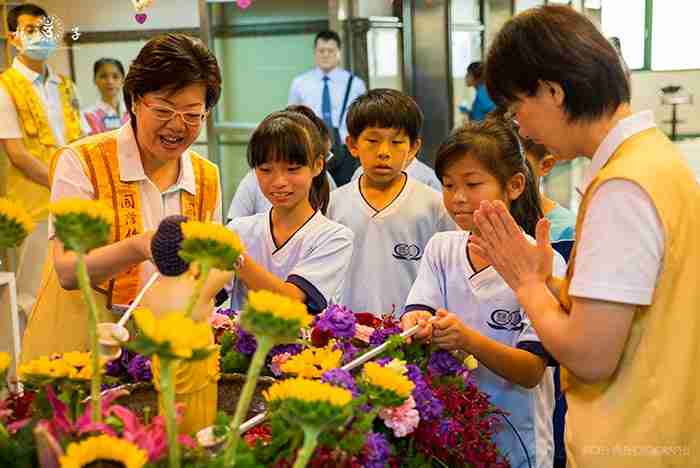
[93,58,126,80]
[124,33,221,123]
[485,5,630,122]
[435,118,542,237]
[346,88,423,143]
[7,4,47,32]
[248,110,330,214]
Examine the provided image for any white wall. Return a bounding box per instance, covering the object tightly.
[631,70,700,136]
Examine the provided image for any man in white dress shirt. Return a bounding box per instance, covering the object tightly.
[288,30,366,186]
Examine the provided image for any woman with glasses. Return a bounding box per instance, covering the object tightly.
[22,33,223,363]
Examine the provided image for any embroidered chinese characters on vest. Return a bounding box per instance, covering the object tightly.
[52,132,219,307]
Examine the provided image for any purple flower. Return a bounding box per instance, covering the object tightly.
[236,328,257,355]
[334,341,359,365]
[321,368,359,397]
[315,305,356,339]
[362,432,391,468]
[376,357,391,366]
[127,354,152,382]
[269,344,302,359]
[217,308,238,318]
[106,357,125,377]
[369,326,402,347]
[427,350,464,376]
[407,364,443,421]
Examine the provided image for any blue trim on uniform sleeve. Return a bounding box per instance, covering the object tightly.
[517,340,557,366]
[286,274,327,314]
[402,304,436,317]
[552,239,574,262]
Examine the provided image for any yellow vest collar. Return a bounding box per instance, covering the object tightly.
[579,110,656,194]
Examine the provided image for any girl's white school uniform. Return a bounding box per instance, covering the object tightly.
[226,210,353,313]
[227,169,337,221]
[405,230,566,468]
[326,176,455,316]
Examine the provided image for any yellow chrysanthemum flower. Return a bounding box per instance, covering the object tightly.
[247,290,312,328]
[280,343,342,379]
[265,378,352,408]
[62,351,91,369]
[464,354,478,371]
[363,362,415,399]
[181,220,244,253]
[19,356,74,380]
[50,198,113,225]
[49,198,113,252]
[59,434,148,468]
[133,307,212,359]
[0,198,34,248]
[0,352,10,376]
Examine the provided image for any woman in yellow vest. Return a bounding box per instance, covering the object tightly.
[22,33,223,431]
[443,6,698,468]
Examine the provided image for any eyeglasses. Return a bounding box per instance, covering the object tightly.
[141,100,208,126]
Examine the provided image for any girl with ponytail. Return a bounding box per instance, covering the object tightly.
[401,117,566,468]
[225,110,354,314]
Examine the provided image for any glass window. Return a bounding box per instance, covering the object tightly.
[515,0,544,14]
[651,1,700,70]
[601,0,645,70]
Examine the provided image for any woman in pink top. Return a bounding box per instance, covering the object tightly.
[82,58,129,134]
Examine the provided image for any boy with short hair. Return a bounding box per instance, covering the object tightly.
[326,88,454,316]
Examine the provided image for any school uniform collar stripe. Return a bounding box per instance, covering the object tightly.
[268,209,320,254]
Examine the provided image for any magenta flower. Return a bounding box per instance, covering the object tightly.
[237,0,253,9]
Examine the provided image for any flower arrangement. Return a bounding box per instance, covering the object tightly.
[222,290,312,465]
[49,198,113,423]
[226,306,510,467]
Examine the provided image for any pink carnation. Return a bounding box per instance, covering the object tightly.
[379,395,420,437]
[209,312,233,330]
[270,352,292,377]
[354,324,375,343]
[237,0,253,9]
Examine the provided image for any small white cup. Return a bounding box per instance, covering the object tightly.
[97,322,129,360]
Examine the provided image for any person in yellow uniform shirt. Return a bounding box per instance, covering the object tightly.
[21,33,223,367]
[0,4,86,319]
[466,6,700,468]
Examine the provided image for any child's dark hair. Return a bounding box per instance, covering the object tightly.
[7,4,47,32]
[248,110,330,213]
[151,215,189,276]
[434,118,543,236]
[286,104,332,149]
[93,58,126,80]
[521,138,548,161]
[346,88,423,143]
[467,61,483,81]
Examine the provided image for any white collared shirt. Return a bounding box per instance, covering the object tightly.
[49,123,223,287]
[569,111,665,306]
[288,67,367,141]
[0,57,88,144]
